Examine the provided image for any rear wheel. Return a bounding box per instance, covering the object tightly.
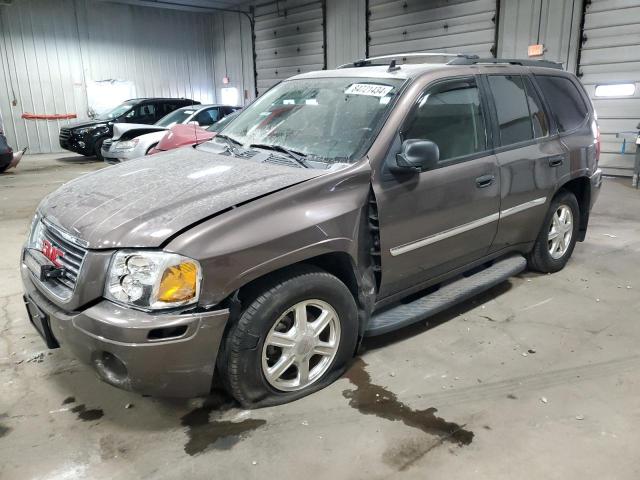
[527,190,579,273]
[218,266,358,408]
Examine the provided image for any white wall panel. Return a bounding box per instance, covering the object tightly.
[326,0,365,68]
[0,0,253,153]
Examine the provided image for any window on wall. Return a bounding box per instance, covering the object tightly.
[535,76,589,132]
[402,78,487,163]
[488,75,534,146]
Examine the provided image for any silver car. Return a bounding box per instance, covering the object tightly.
[101,104,238,163]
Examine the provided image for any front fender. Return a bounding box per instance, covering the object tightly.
[165,161,372,306]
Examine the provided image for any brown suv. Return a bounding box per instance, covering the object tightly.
[21,54,602,407]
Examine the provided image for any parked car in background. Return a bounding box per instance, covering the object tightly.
[102,104,239,163]
[59,98,199,160]
[148,108,241,155]
[0,128,26,174]
[22,55,601,407]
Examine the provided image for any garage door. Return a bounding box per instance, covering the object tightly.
[578,0,640,176]
[254,0,326,95]
[368,0,497,58]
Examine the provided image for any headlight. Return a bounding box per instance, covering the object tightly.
[27,214,44,249]
[105,251,201,310]
[114,139,139,151]
[74,127,93,135]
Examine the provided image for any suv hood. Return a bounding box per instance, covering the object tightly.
[112,123,167,141]
[39,148,323,248]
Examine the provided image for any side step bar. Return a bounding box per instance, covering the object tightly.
[365,255,527,336]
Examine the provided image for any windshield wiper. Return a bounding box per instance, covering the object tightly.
[249,143,310,168]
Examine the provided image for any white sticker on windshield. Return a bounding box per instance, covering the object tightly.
[344,83,394,97]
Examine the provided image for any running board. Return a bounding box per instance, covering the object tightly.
[365,254,527,336]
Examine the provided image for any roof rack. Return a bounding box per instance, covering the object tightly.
[337,52,479,69]
[447,57,563,69]
[338,52,563,70]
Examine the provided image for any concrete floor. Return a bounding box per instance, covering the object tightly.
[1,154,639,480]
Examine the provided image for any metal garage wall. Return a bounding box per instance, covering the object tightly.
[254,0,325,95]
[578,0,640,176]
[368,0,497,58]
[326,0,366,68]
[0,0,87,154]
[0,0,253,154]
[498,0,582,71]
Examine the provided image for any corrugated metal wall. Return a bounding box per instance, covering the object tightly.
[0,0,254,154]
[498,0,582,71]
[368,0,497,57]
[326,0,366,68]
[254,0,325,95]
[578,0,640,176]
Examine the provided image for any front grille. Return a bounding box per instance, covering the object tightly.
[102,139,113,151]
[59,128,71,141]
[31,220,88,298]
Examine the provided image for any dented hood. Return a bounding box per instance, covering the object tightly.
[39,148,322,249]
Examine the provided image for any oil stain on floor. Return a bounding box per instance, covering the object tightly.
[70,404,104,421]
[343,358,474,470]
[180,394,266,456]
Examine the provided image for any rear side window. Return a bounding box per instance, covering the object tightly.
[403,78,487,163]
[524,78,549,138]
[535,76,589,132]
[488,75,533,146]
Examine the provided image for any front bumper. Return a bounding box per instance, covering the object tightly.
[21,265,229,397]
[59,133,92,155]
[101,144,148,163]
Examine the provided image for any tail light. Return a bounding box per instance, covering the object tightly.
[591,118,601,165]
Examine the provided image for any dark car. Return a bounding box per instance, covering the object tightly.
[58,98,199,160]
[22,54,601,407]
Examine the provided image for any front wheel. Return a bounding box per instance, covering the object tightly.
[218,267,358,408]
[527,190,580,273]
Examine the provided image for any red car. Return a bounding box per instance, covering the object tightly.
[148,110,240,155]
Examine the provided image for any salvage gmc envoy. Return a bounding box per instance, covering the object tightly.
[22,54,602,407]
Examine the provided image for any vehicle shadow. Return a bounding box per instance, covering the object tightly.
[361,281,515,352]
[55,155,102,164]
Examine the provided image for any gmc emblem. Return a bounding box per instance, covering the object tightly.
[41,239,64,268]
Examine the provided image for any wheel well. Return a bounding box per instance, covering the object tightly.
[235,252,361,307]
[559,177,590,241]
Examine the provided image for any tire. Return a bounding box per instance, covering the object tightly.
[527,190,580,273]
[94,137,106,161]
[218,266,358,408]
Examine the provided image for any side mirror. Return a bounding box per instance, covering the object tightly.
[392,139,439,173]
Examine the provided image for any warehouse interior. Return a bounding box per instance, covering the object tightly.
[1,0,639,479]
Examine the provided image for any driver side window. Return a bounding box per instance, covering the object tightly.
[402,78,488,165]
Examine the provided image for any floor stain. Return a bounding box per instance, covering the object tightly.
[62,396,75,405]
[180,394,266,456]
[71,404,104,421]
[343,358,473,470]
[0,424,10,438]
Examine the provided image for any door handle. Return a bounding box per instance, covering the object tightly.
[475,174,495,188]
[548,156,564,167]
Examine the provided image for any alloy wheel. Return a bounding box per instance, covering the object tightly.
[262,299,341,392]
[548,204,573,259]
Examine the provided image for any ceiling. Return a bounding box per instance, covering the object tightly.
[95,0,255,14]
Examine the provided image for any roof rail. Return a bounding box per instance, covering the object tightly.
[447,57,563,69]
[337,52,479,69]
